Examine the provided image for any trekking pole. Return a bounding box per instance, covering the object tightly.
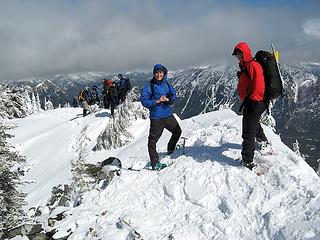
[181,137,187,155]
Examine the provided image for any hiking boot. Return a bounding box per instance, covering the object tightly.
[256,140,273,155]
[242,161,256,170]
[152,161,167,171]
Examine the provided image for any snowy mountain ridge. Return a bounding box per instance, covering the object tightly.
[6,103,320,239]
[2,63,320,170]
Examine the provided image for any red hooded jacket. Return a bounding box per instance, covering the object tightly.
[233,42,265,102]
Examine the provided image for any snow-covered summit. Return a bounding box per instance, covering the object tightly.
[7,106,320,239]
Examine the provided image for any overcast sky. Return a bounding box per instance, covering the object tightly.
[0,0,319,81]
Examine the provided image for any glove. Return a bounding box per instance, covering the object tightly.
[239,97,250,112]
[163,93,174,105]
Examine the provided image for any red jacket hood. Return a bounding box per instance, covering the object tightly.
[233,42,253,63]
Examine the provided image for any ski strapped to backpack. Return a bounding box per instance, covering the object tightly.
[239,44,284,113]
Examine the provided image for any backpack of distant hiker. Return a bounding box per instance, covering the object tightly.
[125,78,131,91]
[253,50,283,101]
[78,90,85,102]
[85,90,93,104]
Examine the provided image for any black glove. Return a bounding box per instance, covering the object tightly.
[239,97,250,112]
[163,92,174,105]
[237,71,241,78]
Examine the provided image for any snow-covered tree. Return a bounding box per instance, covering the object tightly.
[24,90,33,115]
[64,102,71,108]
[31,91,38,113]
[44,97,54,111]
[293,139,304,159]
[36,92,42,111]
[0,84,33,119]
[95,87,148,150]
[0,124,26,229]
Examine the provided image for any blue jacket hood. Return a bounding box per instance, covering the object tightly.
[152,64,168,84]
[153,64,168,75]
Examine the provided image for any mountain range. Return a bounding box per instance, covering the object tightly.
[3,63,320,171]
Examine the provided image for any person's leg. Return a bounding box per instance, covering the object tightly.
[256,123,268,142]
[242,102,265,164]
[164,116,182,153]
[111,104,115,115]
[82,101,89,116]
[148,119,165,167]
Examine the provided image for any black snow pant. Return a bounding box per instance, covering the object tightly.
[118,89,127,104]
[241,100,268,164]
[110,103,116,116]
[148,115,182,167]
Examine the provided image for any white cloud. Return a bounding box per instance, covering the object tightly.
[0,1,319,81]
[303,18,320,39]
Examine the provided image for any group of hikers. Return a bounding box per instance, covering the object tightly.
[141,41,274,171]
[76,41,275,172]
[77,74,131,117]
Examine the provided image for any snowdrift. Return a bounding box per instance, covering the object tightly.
[8,107,320,239]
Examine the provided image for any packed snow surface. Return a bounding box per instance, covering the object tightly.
[8,107,320,240]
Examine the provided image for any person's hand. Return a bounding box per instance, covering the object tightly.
[156,95,169,103]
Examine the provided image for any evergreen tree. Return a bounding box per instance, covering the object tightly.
[44,97,54,111]
[293,139,304,159]
[64,102,71,108]
[31,91,37,113]
[95,87,148,150]
[36,92,42,111]
[0,124,26,229]
[24,90,33,115]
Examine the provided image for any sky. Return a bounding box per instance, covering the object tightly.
[0,0,319,81]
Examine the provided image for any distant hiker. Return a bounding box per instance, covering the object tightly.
[72,96,78,108]
[232,42,270,170]
[108,82,118,116]
[140,64,182,170]
[102,79,113,109]
[78,86,93,116]
[91,85,100,106]
[117,74,131,104]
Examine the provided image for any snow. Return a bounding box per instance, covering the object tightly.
[7,107,320,239]
[8,107,109,207]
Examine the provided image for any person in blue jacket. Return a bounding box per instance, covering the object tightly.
[140,64,182,170]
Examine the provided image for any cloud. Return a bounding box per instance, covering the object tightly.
[0,0,319,81]
[303,18,320,39]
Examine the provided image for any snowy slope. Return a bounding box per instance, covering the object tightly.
[8,107,320,239]
[8,107,110,207]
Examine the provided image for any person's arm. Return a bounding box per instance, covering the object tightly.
[247,62,264,101]
[140,84,157,108]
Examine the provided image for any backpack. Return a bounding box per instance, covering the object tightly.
[126,79,131,91]
[242,50,283,113]
[253,50,283,100]
[78,90,85,102]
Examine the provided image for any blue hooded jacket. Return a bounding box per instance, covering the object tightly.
[140,64,177,119]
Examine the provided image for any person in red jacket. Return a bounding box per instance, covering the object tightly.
[232,42,269,170]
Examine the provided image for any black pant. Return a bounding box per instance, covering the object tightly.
[118,89,127,104]
[148,115,182,167]
[242,101,268,163]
